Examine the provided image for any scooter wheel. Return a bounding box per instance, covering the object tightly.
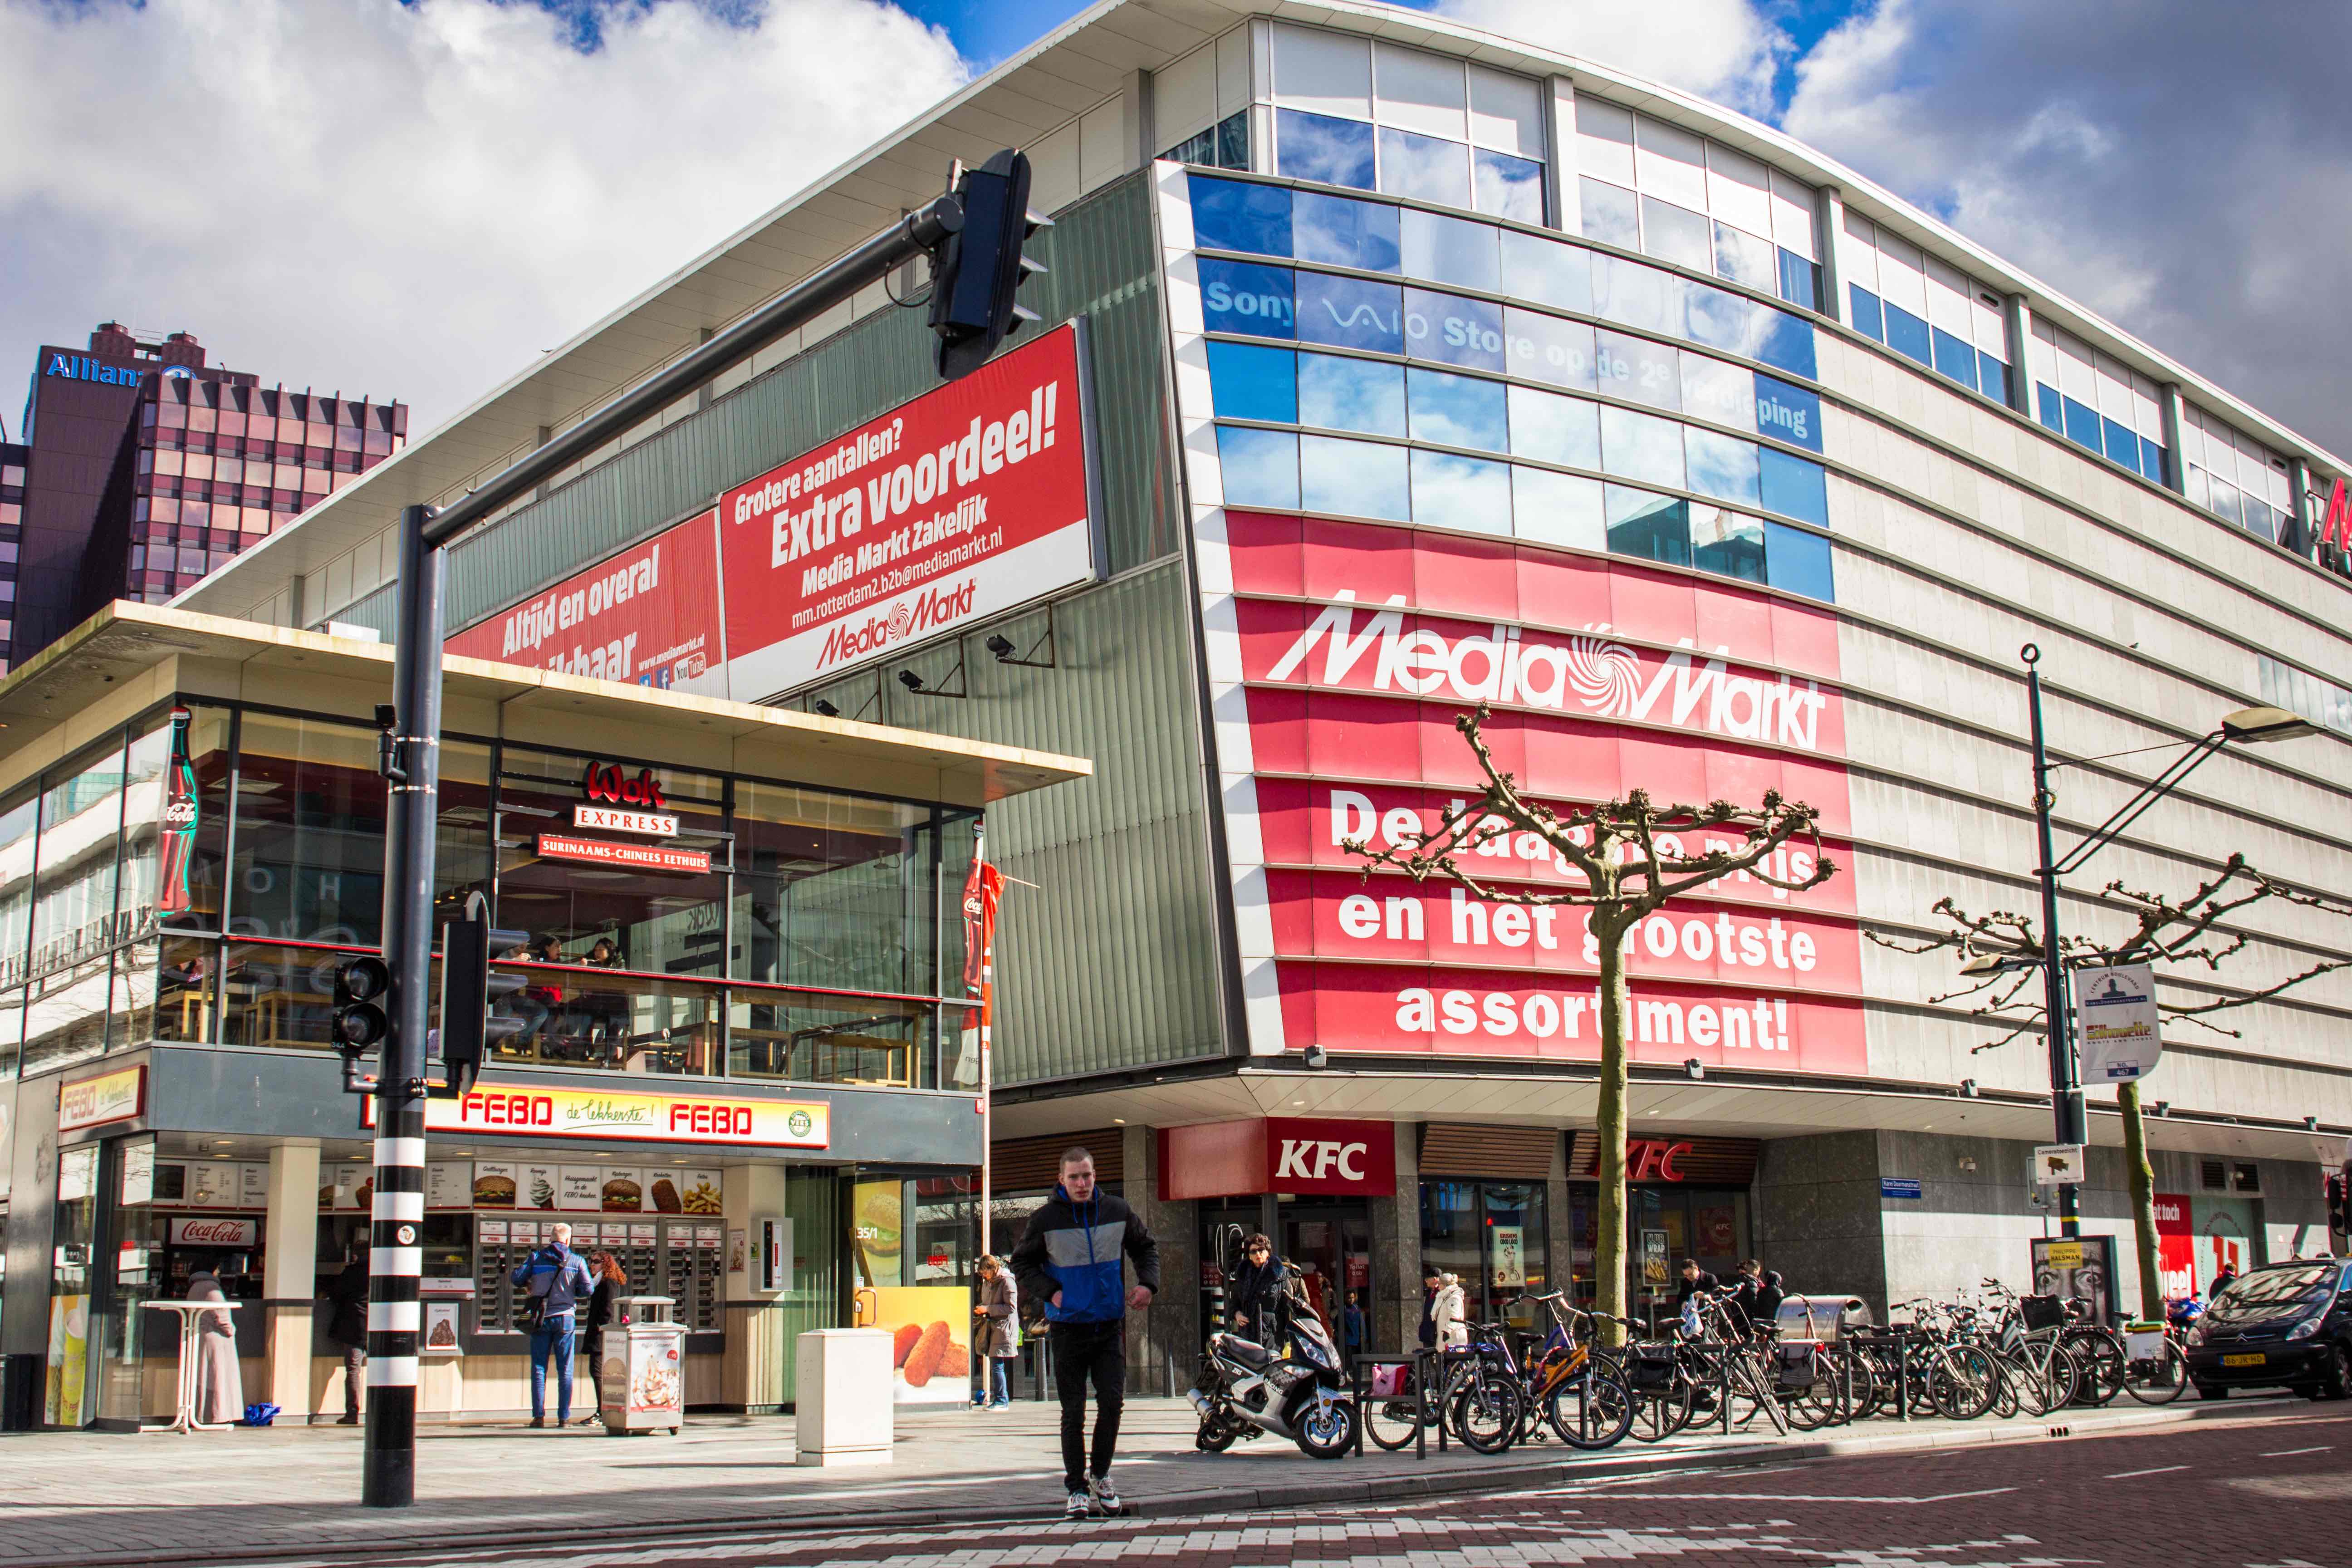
[1196,1421,1240,1452]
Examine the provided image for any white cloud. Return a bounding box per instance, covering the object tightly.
[0,0,969,433]
[1431,0,1786,115]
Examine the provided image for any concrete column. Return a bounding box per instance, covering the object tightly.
[721,1163,794,1413]
[261,1142,321,1421]
[1127,69,1156,171]
[1813,186,1848,327]
[2001,294,2036,418]
[2159,382,2190,494]
[1544,1131,1573,1302]
[1368,1121,1421,1352]
[1542,76,1578,236]
[1122,1123,1194,1394]
[1247,17,1274,175]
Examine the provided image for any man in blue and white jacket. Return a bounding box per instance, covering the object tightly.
[1010,1147,1161,1518]
[511,1220,596,1428]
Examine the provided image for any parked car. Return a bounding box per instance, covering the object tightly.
[2184,1259,2352,1401]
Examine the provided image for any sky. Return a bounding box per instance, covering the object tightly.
[4,0,2347,462]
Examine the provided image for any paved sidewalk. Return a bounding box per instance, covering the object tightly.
[0,1392,2306,1566]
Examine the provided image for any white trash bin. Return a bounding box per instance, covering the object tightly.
[795,1327,893,1467]
[599,1294,687,1436]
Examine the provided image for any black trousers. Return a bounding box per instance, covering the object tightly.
[1050,1320,1126,1490]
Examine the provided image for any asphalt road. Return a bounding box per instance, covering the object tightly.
[255,1405,2352,1568]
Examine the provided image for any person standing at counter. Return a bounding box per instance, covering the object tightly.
[583,1249,629,1427]
[512,1222,595,1428]
[326,1243,371,1425]
[188,1268,245,1427]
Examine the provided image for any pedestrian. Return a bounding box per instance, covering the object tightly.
[1416,1262,1443,1350]
[187,1267,245,1426]
[1227,1233,1284,1346]
[325,1241,370,1424]
[1343,1290,1366,1359]
[970,1254,1019,1410]
[1431,1271,1468,1348]
[1009,1146,1160,1520]
[583,1248,629,1424]
[2213,1262,2240,1295]
[510,1220,595,1428]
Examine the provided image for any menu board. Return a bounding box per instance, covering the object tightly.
[521,1164,562,1212]
[239,1163,270,1207]
[188,1161,240,1208]
[472,1161,519,1209]
[559,1167,603,1212]
[601,1167,647,1213]
[426,1162,473,1210]
[651,1168,722,1216]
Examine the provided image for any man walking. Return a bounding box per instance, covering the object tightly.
[1010,1147,1160,1519]
[511,1220,595,1428]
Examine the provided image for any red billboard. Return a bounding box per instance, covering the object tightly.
[445,510,725,696]
[1160,1117,1398,1200]
[715,324,1097,700]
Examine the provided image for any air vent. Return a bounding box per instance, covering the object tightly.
[2233,1161,2261,1194]
[2200,1158,2228,1192]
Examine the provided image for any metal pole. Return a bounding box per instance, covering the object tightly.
[2023,646,2085,1239]
[363,503,442,1508]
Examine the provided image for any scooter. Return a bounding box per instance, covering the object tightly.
[1187,1260,1358,1460]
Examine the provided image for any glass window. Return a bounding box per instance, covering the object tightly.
[734,781,935,997]
[1511,466,1606,553]
[2037,382,2066,434]
[1302,434,1411,521]
[1297,272,1404,354]
[1190,176,1291,257]
[1751,309,1819,381]
[1778,249,1820,313]
[1686,427,1762,506]
[1713,222,1775,291]
[1399,208,1499,292]
[1884,303,1932,367]
[33,740,127,980]
[1200,259,1296,339]
[1294,191,1400,272]
[1378,127,1471,208]
[1503,308,1596,392]
[227,714,387,945]
[0,787,35,990]
[1595,254,1684,337]
[1753,374,1823,452]
[1979,353,2012,409]
[25,955,111,1077]
[2103,417,2141,472]
[1759,447,1830,527]
[2207,475,2243,529]
[1691,505,1767,582]
[1403,288,1504,371]
[1600,405,1686,489]
[1410,449,1512,534]
[2140,441,2168,488]
[1596,329,1681,411]
[1475,150,1544,222]
[1764,519,1835,601]
[1278,108,1377,190]
[1506,385,1600,470]
[1605,486,1690,568]
[1407,368,1507,452]
[1298,353,1406,436]
[1216,425,1300,508]
[1848,285,1885,342]
[1931,327,1977,387]
[1681,353,1754,429]
[1207,342,1298,424]
[121,706,231,938]
[2062,395,2102,452]
[1216,110,1250,172]
[1579,178,1639,250]
[1499,230,1591,315]
[1639,196,1712,272]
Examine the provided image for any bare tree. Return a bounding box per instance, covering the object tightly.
[1875,853,2352,1317]
[1347,702,1834,1340]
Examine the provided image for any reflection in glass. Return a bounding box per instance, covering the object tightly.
[1752,308,1818,380]
[1883,303,1932,367]
[1407,368,1508,452]
[34,742,127,978]
[1190,176,1292,257]
[1208,342,1299,424]
[1605,486,1691,568]
[1217,425,1301,509]
[1690,505,1767,582]
[1294,191,1400,272]
[1216,110,1251,172]
[1278,108,1377,190]
[1475,150,1545,223]
[1777,248,1820,313]
[1685,427,1762,506]
[1849,285,1884,341]
[1399,208,1499,292]
[24,954,111,1075]
[230,715,387,946]
[1511,468,1606,553]
[1503,308,1595,392]
[1640,196,1712,272]
[735,780,935,998]
[0,788,39,991]
[1764,520,1835,602]
[1299,352,1406,436]
[1600,405,1687,490]
[1500,230,1591,315]
[1713,221,1776,291]
[1403,287,1504,370]
[1411,449,1512,535]
[1681,353,1755,429]
[1302,435,1411,521]
[1579,177,1639,250]
[1297,272,1404,354]
[1753,374,1823,452]
[1505,385,1600,470]
[1378,127,1472,208]
[1596,329,1680,411]
[1592,253,1683,336]
[1684,280,1762,356]
[1759,447,1830,527]
[1200,259,1297,339]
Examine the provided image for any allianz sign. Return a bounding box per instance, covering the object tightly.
[45,353,141,387]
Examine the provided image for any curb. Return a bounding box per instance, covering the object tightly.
[20,1396,2303,1568]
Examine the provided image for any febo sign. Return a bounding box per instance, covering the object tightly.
[1160,1117,1395,1200]
[717,323,1097,700]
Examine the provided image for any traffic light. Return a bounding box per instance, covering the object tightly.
[433,892,527,1098]
[331,955,391,1058]
[929,148,1052,381]
[2328,1169,2351,1245]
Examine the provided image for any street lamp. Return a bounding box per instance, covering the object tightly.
[2019,646,2316,1237]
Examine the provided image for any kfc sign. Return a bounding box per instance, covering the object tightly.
[1160,1117,1395,1199]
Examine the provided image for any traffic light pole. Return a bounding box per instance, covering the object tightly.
[2023,647,2087,1239]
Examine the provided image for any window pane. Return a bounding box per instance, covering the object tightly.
[1407,368,1507,452]
[2140,441,2168,487]
[1884,302,1932,366]
[1759,447,1829,527]
[1753,374,1823,452]
[1691,504,1767,582]
[1511,466,1606,553]
[1206,341,1298,423]
[1778,249,1820,312]
[1764,520,1834,601]
[123,706,230,937]
[1191,176,1292,256]
[1499,230,1591,314]
[1600,405,1686,489]
[2103,417,2140,471]
[1215,110,1250,171]
[2207,475,2243,527]
[1410,448,1513,534]
[1686,427,1761,505]
[1278,108,1377,190]
[1605,486,1690,567]
[1714,221,1776,291]
[1592,252,1678,335]
[1474,149,1545,222]
[1299,353,1406,436]
[1506,385,1600,469]
[1751,309,1819,380]
[230,714,386,946]
[1216,425,1300,509]
[1403,287,1504,370]
[2036,382,2065,433]
[1298,272,1404,353]
[1378,127,1472,208]
[1302,435,1411,520]
[1596,329,1681,411]
[2062,395,2102,452]
[1931,327,1976,386]
[1849,285,1884,342]
[1579,177,1639,249]
[1400,208,1499,291]
[1200,259,1297,338]
[1979,353,2012,408]
[1639,196,1712,272]
[1294,191,1400,272]
[1680,353,1754,429]
[1504,308,1596,392]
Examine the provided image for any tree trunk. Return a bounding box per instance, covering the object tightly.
[1592,924,1633,1347]
[2118,1079,2163,1321]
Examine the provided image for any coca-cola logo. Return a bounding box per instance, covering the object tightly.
[162,799,198,827]
[169,1217,256,1246]
[583,761,666,811]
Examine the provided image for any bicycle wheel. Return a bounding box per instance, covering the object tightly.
[2048,1342,2084,1411]
[1447,1369,1524,1454]
[1720,1350,1788,1436]
[2064,1329,2125,1406]
[2124,1339,2189,1405]
[1927,1345,1999,1421]
[2006,1348,2062,1417]
[1626,1366,1696,1441]
[1363,1373,1430,1451]
[1546,1362,1635,1450]
[1990,1354,2021,1419]
[1781,1347,1847,1431]
[1833,1344,1877,1423]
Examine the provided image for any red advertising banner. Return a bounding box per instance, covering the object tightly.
[2154,1191,2197,1300]
[445,510,726,696]
[717,324,1096,700]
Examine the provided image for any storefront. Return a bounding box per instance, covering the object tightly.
[1565,1132,1758,1330]
[0,603,1086,1426]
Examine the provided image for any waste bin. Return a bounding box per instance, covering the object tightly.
[1777,1293,1871,1343]
[598,1295,687,1436]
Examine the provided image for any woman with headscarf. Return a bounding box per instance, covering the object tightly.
[187,1268,245,1426]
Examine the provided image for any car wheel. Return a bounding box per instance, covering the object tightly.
[2328,1344,2352,1401]
[2195,1381,2228,1401]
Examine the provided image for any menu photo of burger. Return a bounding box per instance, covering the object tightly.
[601,1167,645,1213]
[472,1161,519,1209]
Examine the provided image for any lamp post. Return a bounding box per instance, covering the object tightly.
[2012,642,2314,1237]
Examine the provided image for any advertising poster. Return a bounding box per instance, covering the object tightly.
[2075,962,2162,1082]
[471,1161,519,1208]
[1641,1230,1670,1289]
[859,1286,976,1404]
[716,323,1097,700]
[445,510,726,696]
[44,1295,90,1427]
[558,1167,603,1212]
[652,1169,722,1215]
[1490,1225,1526,1290]
[422,1300,463,1356]
[2153,1192,2196,1299]
[2032,1233,2117,1325]
[426,1161,473,1210]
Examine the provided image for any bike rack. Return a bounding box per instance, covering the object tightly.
[1349,1351,1430,1460]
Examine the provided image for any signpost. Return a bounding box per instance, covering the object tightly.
[2034,1143,2087,1187]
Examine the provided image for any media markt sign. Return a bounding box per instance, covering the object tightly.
[2075,960,2162,1082]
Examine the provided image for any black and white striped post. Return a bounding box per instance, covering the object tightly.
[363,502,442,1508]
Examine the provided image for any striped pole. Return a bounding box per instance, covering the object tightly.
[365,504,443,1509]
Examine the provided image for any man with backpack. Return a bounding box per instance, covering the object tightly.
[510,1220,595,1427]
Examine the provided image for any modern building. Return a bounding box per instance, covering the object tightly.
[176,0,2352,1376]
[8,324,407,670]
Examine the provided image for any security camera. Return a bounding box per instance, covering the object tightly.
[986,634,1017,660]
[1303,1045,1329,1070]
[897,671,924,692]
[812,699,840,717]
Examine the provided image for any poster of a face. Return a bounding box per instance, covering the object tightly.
[1490,1225,1526,1289]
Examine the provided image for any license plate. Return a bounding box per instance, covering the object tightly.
[2221,1353,2266,1367]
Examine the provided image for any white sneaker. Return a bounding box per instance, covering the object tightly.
[1089,1474,1124,1517]
[1065,1490,1093,1519]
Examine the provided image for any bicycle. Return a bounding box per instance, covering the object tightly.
[1507,1293,1634,1450]
[1589,1310,1698,1441]
[1980,1279,2083,1416]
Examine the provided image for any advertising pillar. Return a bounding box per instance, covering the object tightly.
[261,1143,321,1419]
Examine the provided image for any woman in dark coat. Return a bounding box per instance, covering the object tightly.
[1227,1233,1287,1347]
[583,1250,628,1423]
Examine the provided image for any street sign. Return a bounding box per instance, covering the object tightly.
[1880,1177,1923,1200]
[2034,1143,2086,1186]
[2074,961,2161,1082]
